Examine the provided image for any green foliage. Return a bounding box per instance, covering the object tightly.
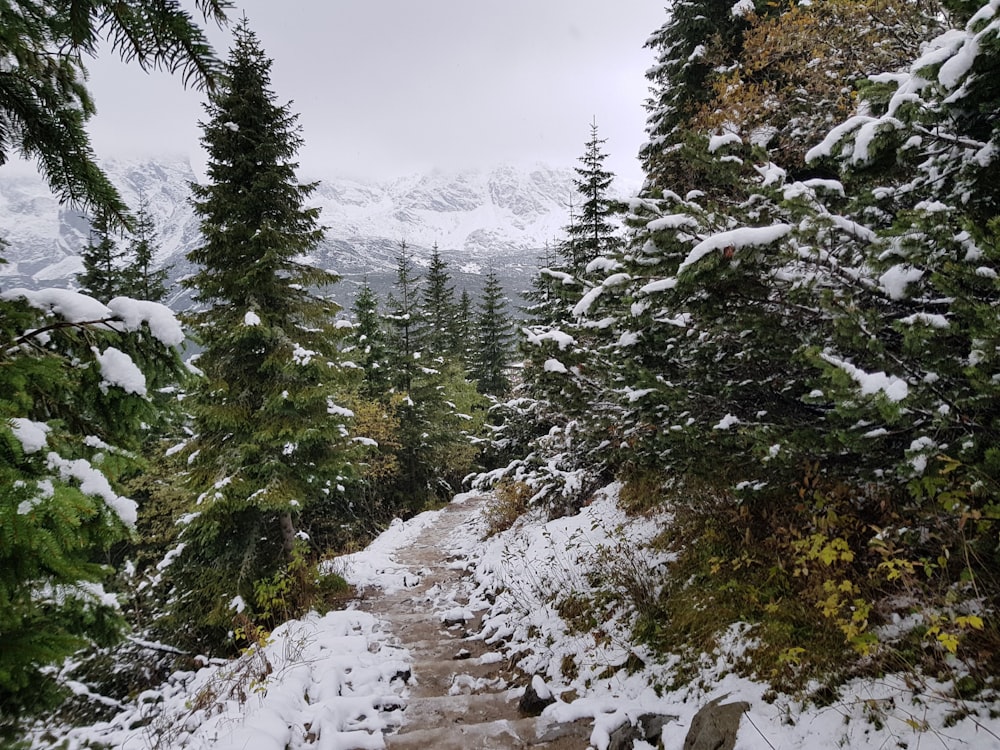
[0,289,184,724]
[0,0,228,222]
[120,195,170,302]
[78,210,124,302]
[252,541,350,627]
[175,20,360,648]
[471,265,515,397]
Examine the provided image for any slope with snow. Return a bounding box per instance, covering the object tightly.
[0,158,610,308]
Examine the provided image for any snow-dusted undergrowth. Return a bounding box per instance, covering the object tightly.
[31,611,409,750]
[31,489,1000,749]
[448,485,1000,750]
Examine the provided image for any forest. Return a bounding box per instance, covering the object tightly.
[1,0,999,746]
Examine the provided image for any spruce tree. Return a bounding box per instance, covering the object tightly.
[420,243,459,359]
[121,195,170,302]
[384,242,424,392]
[77,211,123,303]
[0,0,227,222]
[0,288,185,725]
[454,288,476,366]
[563,121,624,274]
[473,266,515,397]
[350,279,392,399]
[176,20,358,642]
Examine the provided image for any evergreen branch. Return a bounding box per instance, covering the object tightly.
[8,316,122,349]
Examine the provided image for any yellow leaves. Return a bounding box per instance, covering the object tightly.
[792,532,855,573]
[777,646,806,667]
[924,613,985,654]
[690,0,931,164]
[956,614,984,631]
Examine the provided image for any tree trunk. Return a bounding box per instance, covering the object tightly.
[279,512,296,556]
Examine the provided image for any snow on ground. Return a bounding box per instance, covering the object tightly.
[329,506,445,594]
[32,611,409,750]
[29,488,1000,749]
[444,484,1000,750]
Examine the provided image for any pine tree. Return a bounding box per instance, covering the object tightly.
[472,265,515,396]
[121,195,170,302]
[384,241,424,392]
[350,279,392,399]
[640,0,757,193]
[521,242,565,327]
[77,210,124,303]
[0,288,185,724]
[176,20,358,642]
[454,288,476,366]
[420,243,459,360]
[0,0,222,731]
[563,121,624,274]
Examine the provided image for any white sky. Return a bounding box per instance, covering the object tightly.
[82,2,666,184]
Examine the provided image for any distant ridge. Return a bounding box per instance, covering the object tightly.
[0,157,636,310]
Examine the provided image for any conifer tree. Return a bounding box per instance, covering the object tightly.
[0,0,227,222]
[176,20,358,642]
[0,289,185,724]
[454,288,476,366]
[0,0,222,730]
[121,195,170,302]
[472,266,515,396]
[77,211,123,303]
[350,279,392,399]
[420,243,459,359]
[563,121,624,274]
[384,242,424,392]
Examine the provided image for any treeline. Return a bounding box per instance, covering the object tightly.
[0,15,528,735]
[482,0,1000,695]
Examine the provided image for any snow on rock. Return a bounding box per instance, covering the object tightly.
[731,0,755,16]
[679,224,793,272]
[244,310,261,326]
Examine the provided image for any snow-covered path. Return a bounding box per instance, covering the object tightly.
[354,493,592,749]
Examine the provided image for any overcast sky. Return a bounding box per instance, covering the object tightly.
[82,2,666,184]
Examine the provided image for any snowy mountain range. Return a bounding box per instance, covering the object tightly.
[0,157,593,311]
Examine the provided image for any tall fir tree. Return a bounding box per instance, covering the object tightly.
[350,279,392,399]
[176,20,358,644]
[454,288,476,367]
[121,194,170,302]
[562,120,624,274]
[420,243,459,360]
[77,210,123,303]
[0,0,224,732]
[384,241,424,392]
[472,265,515,397]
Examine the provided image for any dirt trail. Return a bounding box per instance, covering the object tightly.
[359,495,591,749]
